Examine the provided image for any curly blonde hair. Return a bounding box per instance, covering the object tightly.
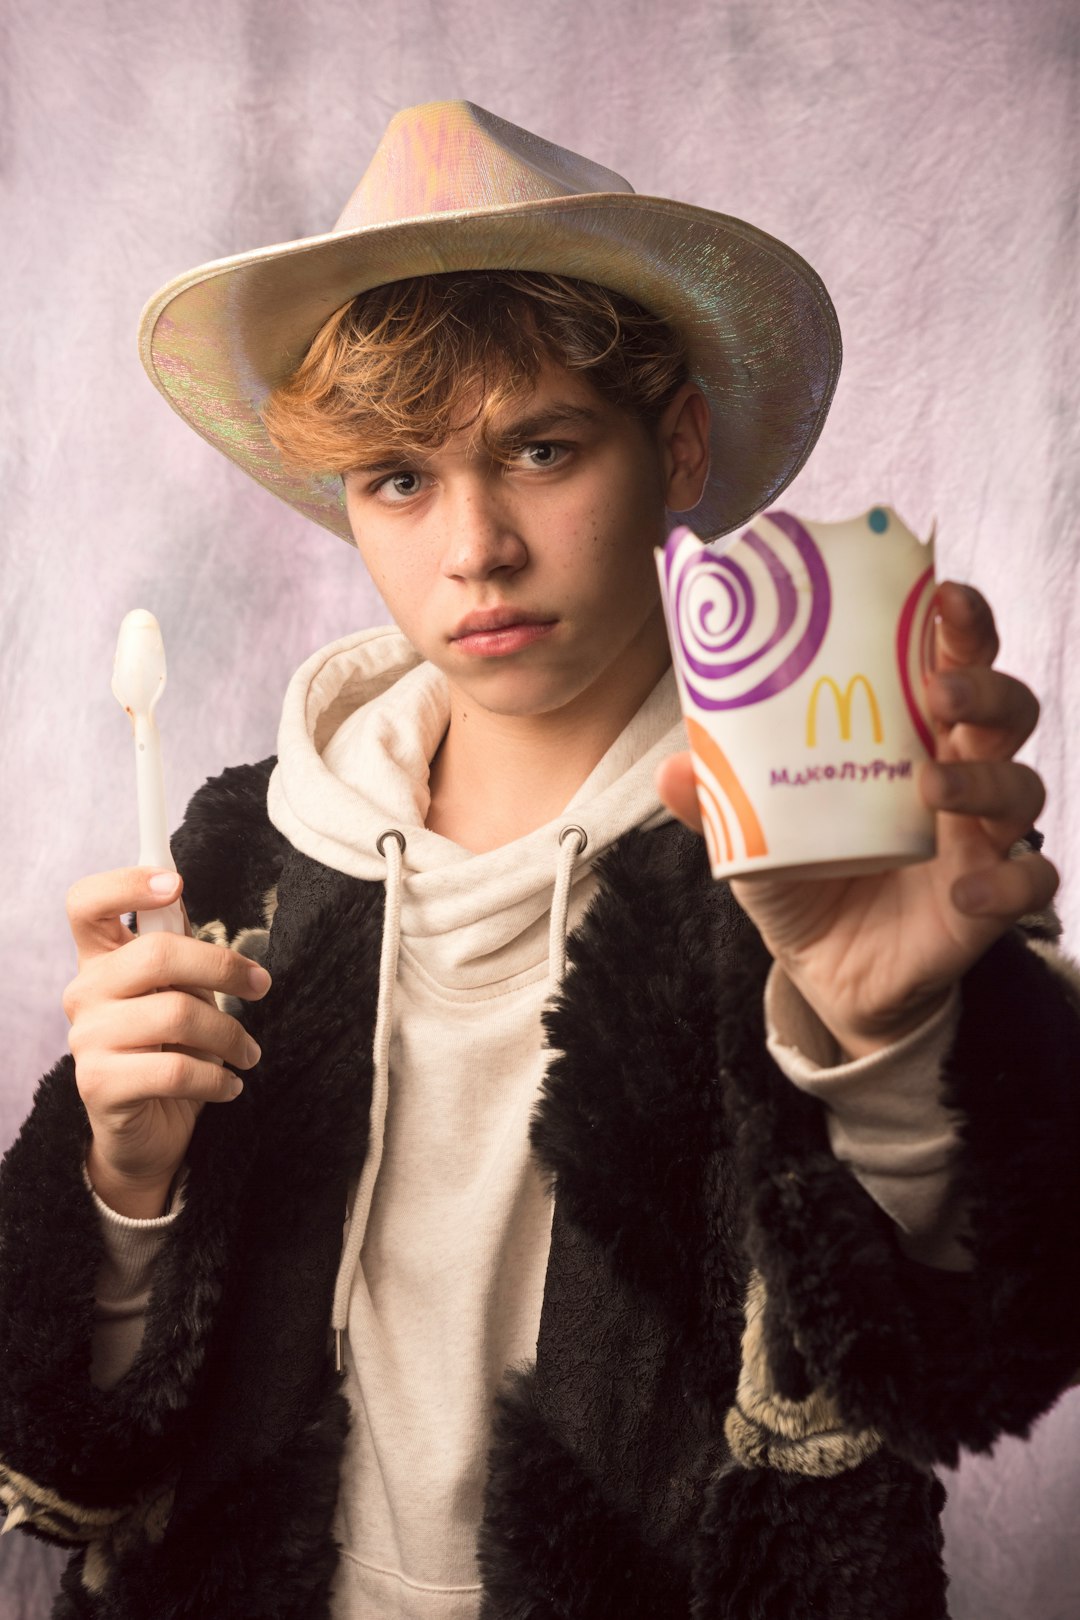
[260,270,689,473]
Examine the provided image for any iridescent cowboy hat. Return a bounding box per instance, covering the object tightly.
[138,100,842,545]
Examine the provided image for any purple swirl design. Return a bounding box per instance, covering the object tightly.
[662,513,832,711]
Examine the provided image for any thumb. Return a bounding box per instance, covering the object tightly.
[656,754,704,836]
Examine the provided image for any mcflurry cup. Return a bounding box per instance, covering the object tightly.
[656,507,937,880]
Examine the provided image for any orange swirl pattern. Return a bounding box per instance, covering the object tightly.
[686,716,768,866]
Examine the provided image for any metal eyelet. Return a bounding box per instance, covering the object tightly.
[376,829,407,856]
[559,824,588,854]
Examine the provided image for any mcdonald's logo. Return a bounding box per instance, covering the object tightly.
[805,674,884,747]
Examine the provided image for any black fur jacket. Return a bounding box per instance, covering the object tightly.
[1,757,1079,1620]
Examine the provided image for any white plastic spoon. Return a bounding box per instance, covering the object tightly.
[111,609,185,937]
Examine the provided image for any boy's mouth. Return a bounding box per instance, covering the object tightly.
[450,608,559,657]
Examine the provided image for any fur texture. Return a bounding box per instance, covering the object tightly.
[1,761,1078,1618]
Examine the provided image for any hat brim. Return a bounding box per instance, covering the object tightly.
[138,193,841,544]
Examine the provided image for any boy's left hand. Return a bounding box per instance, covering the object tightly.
[656,581,1059,1058]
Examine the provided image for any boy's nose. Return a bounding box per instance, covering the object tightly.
[440,485,528,580]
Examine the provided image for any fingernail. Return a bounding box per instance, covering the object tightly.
[148,871,180,895]
[955,875,991,912]
[937,671,971,716]
[247,963,271,993]
[926,763,957,806]
[225,1076,244,1100]
[244,1040,262,1067]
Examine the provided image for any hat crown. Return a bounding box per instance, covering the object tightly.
[332,100,635,233]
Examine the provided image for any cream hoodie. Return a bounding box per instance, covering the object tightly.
[91,627,962,1620]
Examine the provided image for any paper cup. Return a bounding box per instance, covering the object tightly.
[656,507,937,881]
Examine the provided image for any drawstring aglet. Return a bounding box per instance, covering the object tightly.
[1,1499,31,1535]
[334,1329,344,1375]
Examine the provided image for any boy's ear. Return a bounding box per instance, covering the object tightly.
[659,383,711,514]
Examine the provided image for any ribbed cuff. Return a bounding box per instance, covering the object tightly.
[83,1163,187,1303]
[765,966,969,1268]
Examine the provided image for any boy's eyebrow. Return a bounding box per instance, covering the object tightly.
[491,403,602,442]
[344,404,603,478]
[345,456,412,477]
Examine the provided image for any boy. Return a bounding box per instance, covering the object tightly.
[0,101,1077,1620]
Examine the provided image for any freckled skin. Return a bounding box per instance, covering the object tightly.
[340,361,710,849]
[342,363,699,727]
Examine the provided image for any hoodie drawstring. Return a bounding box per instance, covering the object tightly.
[329,821,587,1373]
[549,825,587,990]
[331,829,405,1372]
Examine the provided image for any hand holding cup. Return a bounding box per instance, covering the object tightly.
[655,511,1057,1054]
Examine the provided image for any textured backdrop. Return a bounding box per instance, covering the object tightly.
[1,0,1078,1615]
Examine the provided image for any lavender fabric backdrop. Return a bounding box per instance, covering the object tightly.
[1,0,1077,1614]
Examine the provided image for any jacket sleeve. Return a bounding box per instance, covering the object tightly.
[718,916,1080,1470]
[0,758,283,1544]
[764,968,967,1267]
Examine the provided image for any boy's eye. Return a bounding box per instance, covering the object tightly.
[516,442,568,469]
[374,470,427,503]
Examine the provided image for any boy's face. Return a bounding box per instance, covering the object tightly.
[342,359,708,724]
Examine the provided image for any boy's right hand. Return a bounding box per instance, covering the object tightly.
[63,868,271,1219]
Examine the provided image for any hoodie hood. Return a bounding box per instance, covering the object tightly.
[266,625,687,993]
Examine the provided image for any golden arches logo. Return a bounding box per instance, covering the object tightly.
[805,675,884,747]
